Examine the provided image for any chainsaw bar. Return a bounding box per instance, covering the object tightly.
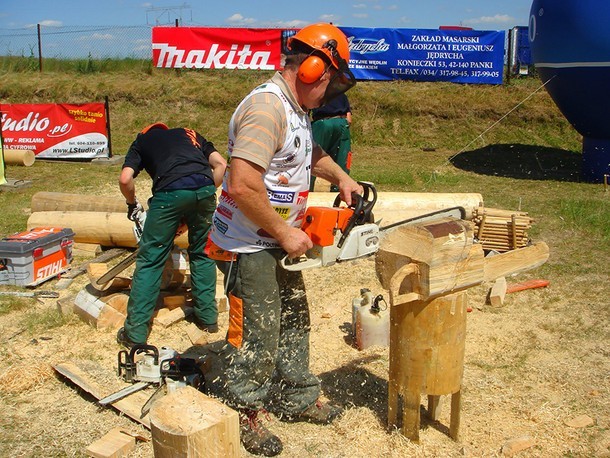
[378,206,466,232]
[98,380,153,406]
[95,249,139,286]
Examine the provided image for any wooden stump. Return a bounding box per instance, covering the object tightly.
[149,386,240,457]
[388,290,467,442]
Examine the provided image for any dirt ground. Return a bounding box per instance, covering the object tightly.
[1,238,608,458]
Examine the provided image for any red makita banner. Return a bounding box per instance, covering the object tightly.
[0,103,109,160]
[152,27,283,70]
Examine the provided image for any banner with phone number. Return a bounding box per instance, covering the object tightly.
[341,27,505,85]
[0,103,109,159]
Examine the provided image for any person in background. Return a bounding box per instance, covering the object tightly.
[310,92,353,192]
[205,23,361,457]
[116,123,226,347]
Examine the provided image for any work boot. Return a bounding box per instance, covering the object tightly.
[116,327,139,349]
[239,409,283,457]
[193,318,219,333]
[279,400,343,425]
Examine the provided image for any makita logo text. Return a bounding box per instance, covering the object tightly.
[153,43,274,70]
[348,37,390,55]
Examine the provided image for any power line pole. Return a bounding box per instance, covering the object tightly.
[146,3,192,25]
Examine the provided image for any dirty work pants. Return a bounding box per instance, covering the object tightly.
[310,117,351,191]
[216,249,320,414]
[124,185,217,343]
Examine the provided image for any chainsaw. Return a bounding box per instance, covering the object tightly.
[93,210,146,287]
[98,344,205,417]
[280,182,465,271]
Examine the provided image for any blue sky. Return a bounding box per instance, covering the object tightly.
[0,0,533,30]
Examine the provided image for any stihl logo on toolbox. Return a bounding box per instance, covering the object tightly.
[34,250,67,282]
[152,27,282,70]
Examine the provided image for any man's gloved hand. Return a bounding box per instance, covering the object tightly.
[126,200,144,221]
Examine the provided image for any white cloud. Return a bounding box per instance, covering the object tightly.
[463,14,513,25]
[353,3,367,8]
[353,13,368,19]
[269,19,308,28]
[28,19,62,28]
[226,13,256,25]
[388,5,398,11]
[319,14,340,23]
[91,33,114,40]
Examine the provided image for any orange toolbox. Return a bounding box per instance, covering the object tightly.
[0,227,74,286]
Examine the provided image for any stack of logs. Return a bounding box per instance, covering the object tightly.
[473,207,535,252]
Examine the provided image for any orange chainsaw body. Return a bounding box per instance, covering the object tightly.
[300,206,355,247]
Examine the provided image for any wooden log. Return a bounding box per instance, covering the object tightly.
[376,217,485,300]
[3,148,35,166]
[308,191,484,224]
[31,192,127,213]
[149,386,240,458]
[27,211,189,248]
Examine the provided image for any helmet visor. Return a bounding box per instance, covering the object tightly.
[321,56,356,105]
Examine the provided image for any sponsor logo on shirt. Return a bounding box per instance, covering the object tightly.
[267,189,294,203]
[213,216,229,234]
[216,205,233,220]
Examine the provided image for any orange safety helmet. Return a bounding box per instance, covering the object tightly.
[287,23,356,101]
[140,122,168,134]
[288,23,350,73]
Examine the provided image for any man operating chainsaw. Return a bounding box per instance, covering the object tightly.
[205,23,362,457]
[117,123,226,348]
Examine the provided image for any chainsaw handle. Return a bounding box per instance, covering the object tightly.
[129,344,160,365]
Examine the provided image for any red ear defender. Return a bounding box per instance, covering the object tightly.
[298,55,327,83]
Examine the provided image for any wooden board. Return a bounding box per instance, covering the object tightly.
[53,362,152,428]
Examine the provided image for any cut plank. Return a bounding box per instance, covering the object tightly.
[483,242,549,282]
[85,427,135,458]
[153,305,193,328]
[488,276,507,306]
[88,263,132,292]
[53,362,151,428]
[149,385,239,458]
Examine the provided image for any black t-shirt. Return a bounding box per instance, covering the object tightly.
[123,127,217,193]
[311,93,351,121]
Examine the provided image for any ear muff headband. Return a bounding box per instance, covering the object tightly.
[298,55,327,83]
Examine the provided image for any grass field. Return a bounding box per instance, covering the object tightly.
[0,68,608,457]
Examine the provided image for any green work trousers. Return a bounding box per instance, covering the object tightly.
[215,249,321,414]
[310,117,351,191]
[124,185,217,343]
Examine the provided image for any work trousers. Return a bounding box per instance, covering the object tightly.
[310,117,351,191]
[216,249,321,414]
[124,185,217,343]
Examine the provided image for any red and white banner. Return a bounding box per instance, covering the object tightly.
[0,103,109,159]
[152,27,283,70]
